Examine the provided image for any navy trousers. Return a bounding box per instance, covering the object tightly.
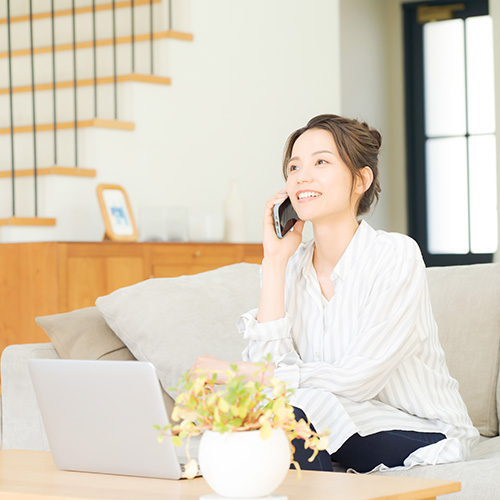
[291,407,446,473]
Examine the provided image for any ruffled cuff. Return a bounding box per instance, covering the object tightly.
[273,363,300,389]
[237,309,292,341]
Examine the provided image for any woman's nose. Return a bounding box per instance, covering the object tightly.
[296,165,313,183]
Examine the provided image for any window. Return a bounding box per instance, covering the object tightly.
[403,0,498,266]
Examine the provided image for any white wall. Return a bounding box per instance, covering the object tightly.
[340,0,390,231]
[0,0,341,243]
[137,0,341,243]
[339,0,407,235]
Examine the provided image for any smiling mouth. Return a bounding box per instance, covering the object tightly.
[297,191,321,200]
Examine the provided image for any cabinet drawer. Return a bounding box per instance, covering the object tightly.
[151,244,237,277]
[150,243,262,278]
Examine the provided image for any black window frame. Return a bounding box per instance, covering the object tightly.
[403,0,494,267]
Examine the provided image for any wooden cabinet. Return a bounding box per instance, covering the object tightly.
[0,242,263,356]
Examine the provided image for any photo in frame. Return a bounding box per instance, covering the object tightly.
[96,184,138,241]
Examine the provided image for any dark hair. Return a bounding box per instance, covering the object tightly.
[282,114,382,216]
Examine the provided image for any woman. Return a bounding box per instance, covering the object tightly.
[192,114,478,472]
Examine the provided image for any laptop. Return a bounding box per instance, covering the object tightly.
[28,359,197,479]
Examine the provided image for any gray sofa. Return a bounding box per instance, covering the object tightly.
[1,261,500,499]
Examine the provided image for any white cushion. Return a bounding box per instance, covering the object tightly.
[95,263,261,397]
[375,436,500,500]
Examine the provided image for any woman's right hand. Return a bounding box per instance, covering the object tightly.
[262,189,305,263]
[257,190,304,323]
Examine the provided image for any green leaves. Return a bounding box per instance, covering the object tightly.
[171,435,183,447]
[218,398,229,413]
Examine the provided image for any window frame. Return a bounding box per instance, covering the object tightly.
[403,0,494,266]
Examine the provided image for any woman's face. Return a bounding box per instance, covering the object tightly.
[285,128,360,224]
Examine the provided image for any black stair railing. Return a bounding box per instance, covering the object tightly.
[7,0,15,217]
[72,0,78,167]
[150,0,154,73]
[113,0,118,119]
[93,0,98,118]
[29,0,38,216]
[3,0,174,219]
[131,0,135,72]
[7,0,16,217]
[51,0,57,166]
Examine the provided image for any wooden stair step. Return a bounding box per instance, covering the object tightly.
[0,217,56,227]
[0,167,97,179]
[0,73,171,96]
[0,0,161,25]
[0,30,193,59]
[0,118,134,135]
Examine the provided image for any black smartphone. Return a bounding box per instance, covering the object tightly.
[273,197,300,239]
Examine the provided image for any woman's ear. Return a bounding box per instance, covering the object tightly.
[356,166,374,195]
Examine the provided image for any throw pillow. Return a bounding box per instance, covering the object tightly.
[95,262,261,398]
[36,307,135,361]
[426,262,500,437]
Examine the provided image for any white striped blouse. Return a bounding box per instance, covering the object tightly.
[238,220,479,470]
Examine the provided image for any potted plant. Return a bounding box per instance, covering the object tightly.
[156,356,329,498]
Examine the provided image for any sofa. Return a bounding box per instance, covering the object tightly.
[1,261,500,499]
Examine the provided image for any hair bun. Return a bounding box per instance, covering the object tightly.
[369,128,382,149]
[361,121,382,149]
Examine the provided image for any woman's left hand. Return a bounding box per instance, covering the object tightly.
[189,354,275,385]
[190,354,230,382]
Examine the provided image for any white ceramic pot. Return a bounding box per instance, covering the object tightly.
[198,428,290,498]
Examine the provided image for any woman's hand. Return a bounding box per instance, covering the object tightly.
[190,354,229,381]
[262,189,305,263]
[256,190,304,323]
[190,355,274,385]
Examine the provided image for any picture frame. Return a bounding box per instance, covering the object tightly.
[96,184,138,242]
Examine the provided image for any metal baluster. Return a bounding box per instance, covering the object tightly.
[6,0,15,216]
[29,0,38,216]
[150,0,154,74]
[169,0,172,31]
[463,21,472,254]
[51,0,57,165]
[93,0,97,117]
[72,0,78,166]
[112,0,117,119]
[131,0,135,73]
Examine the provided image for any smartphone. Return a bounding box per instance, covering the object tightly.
[273,197,300,239]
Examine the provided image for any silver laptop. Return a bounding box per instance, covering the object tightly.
[28,359,195,479]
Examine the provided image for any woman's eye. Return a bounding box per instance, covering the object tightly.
[289,164,299,172]
[317,159,327,165]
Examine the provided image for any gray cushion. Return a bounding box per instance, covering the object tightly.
[426,263,500,437]
[36,307,135,361]
[95,263,261,398]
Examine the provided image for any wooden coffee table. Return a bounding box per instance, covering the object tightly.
[0,450,460,500]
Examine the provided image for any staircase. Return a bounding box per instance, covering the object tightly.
[0,0,193,242]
